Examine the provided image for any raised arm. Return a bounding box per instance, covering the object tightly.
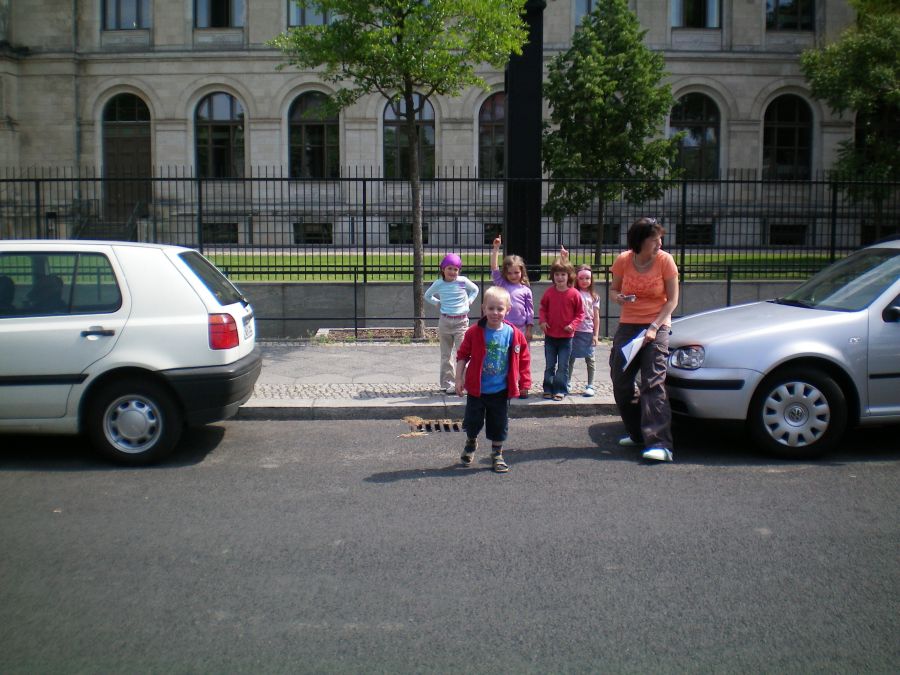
[490,236,501,272]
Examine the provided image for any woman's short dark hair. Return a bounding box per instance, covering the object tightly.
[627,217,665,253]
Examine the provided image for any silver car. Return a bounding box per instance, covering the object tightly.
[666,239,900,458]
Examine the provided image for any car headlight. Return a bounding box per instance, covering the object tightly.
[670,346,705,370]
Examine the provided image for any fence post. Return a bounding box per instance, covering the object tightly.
[362,178,368,284]
[829,179,838,263]
[33,180,42,238]
[196,176,204,254]
[679,179,688,272]
[726,265,733,306]
[353,269,359,338]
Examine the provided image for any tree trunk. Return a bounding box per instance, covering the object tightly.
[404,90,426,339]
[593,199,606,268]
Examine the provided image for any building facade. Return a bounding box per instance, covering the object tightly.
[0,1,869,250]
[0,1,857,174]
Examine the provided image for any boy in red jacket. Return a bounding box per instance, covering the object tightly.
[455,286,531,473]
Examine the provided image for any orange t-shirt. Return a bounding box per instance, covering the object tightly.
[610,250,678,324]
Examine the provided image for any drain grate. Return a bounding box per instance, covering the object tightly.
[403,416,463,433]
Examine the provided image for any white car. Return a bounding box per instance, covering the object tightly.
[0,240,261,464]
[667,239,900,458]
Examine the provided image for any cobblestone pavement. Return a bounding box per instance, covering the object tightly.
[250,340,615,402]
[252,379,614,401]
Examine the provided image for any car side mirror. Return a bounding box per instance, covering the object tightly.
[883,305,900,323]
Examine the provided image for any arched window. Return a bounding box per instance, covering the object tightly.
[478,92,506,179]
[104,93,151,125]
[763,94,812,180]
[103,93,152,220]
[670,93,720,179]
[383,94,435,180]
[289,92,339,179]
[195,92,245,178]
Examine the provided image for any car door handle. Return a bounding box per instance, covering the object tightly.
[81,327,115,337]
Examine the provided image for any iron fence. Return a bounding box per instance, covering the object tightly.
[2,166,898,282]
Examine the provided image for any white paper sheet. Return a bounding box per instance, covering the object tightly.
[621,329,647,370]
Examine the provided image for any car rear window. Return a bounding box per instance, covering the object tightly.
[178,251,246,307]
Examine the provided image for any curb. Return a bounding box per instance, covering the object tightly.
[236,401,619,421]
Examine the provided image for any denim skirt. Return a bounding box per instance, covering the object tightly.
[571,331,594,359]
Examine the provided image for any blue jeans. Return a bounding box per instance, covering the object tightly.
[543,336,573,395]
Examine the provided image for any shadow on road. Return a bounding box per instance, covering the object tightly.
[0,425,226,471]
[367,419,899,484]
[654,419,899,466]
[364,444,614,484]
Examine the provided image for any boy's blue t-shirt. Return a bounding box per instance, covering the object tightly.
[481,323,513,394]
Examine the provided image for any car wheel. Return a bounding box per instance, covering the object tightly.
[87,379,182,465]
[748,368,847,459]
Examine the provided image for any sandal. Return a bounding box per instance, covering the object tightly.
[460,440,476,466]
[542,392,554,400]
[492,453,509,473]
[552,393,565,401]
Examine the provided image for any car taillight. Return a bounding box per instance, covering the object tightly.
[208,313,239,350]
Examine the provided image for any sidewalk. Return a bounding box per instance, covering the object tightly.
[238,340,618,421]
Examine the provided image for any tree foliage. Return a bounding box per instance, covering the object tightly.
[271,0,528,110]
[542,0,680,262]
[271,0,528,336]
[801,3,900,208]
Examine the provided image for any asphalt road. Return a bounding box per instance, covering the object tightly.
[1,417,898,673]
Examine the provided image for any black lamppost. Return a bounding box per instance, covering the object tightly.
[503,0,545,280]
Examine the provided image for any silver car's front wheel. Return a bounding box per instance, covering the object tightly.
[749,368,847,459]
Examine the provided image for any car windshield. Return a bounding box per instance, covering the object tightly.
[778,248,900,312]
[179,251,247,307]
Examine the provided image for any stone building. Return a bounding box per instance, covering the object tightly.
[0,1,863,248]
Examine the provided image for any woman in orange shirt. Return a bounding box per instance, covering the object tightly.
[608,217,680,463]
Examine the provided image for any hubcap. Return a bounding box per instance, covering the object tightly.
[762,381,830,448]
[103,395,162,454]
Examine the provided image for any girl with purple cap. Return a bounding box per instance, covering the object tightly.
[425,253,479,394]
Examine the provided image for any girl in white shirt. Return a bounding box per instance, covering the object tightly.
[424,253,479,393]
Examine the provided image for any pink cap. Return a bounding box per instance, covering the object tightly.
[440,253,462,269]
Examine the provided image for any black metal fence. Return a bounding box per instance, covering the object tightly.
[2,166,898,281]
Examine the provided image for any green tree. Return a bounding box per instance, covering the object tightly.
[542,0,681,266]
[271,0,528,338]
[801,1,900,238]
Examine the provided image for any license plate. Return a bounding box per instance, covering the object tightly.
[243,313,254,339]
